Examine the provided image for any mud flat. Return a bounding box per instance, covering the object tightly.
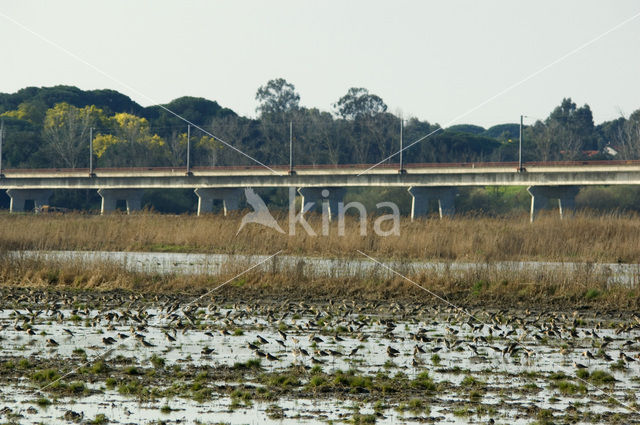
[0,287,639,424]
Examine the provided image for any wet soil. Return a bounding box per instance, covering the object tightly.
[0,287,639,424]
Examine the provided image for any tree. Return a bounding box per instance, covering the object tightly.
[484,123,519,142]
[194,135,222,166]
[207,115,260,166]
[93,113,167,167]
[42,102,104,168]
[164,130,221,167]
[447,124,485,135]
[349,112,397,164]
[416,131,500,163]
[549,98,595,159]
[613,110,640,159]
[332,88,390,163]
[298,108,342,165]
[333,87,387,120]
[254,79,301,165]
[526,120,555,162]
[1,100,48,125]
[255,78,300,116]
[526,98,595,161]
[143,96,236,138]
[2,85,143,117]
[0,116,44,167]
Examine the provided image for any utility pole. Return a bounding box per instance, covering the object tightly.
[399,115,406,174]
[186,124,192,175]
[0,120,4,177]
[289,121,295,175]
[89,127,94,176]
[518,115,526,172]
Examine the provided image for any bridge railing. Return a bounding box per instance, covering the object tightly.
[1,159,640,175]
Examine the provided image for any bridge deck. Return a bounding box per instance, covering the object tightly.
[2,162,640,189]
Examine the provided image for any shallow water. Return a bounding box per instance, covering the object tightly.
[1,296,639,425]
[12,250,640,286]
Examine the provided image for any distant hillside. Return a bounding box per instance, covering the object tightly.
[448,123,520,142]
[447,124,485,135]
[0,84,634,173]
[142,96,236,135]
[0,85,144,117]
[484,123,520,141]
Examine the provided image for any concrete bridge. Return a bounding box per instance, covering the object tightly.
[2,161,640,221]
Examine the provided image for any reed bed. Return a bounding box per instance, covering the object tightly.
[1,211,640,263]
[1,252,637,311]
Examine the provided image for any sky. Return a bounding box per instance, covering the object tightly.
[1,1,639,128]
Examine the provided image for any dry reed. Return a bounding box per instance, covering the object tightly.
[0,251,637,311]
[1,211,640,263]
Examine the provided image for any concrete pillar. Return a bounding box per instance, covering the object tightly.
[126,197,142,213]
[408,186,457,220]
[6,189,53,213]
[194,188,243,216]
[527,186,579,222]
[438,187,456,217]
[297,187,346,220]
[97,189,144,215]
[528,187,548,222]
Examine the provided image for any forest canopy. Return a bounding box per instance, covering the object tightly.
[1,82,638,170]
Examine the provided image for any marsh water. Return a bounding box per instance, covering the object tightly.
[0,286,639,424]
[12,250,640,286]
[2,251,640,424]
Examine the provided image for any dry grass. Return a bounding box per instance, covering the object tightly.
[0,252,637,311]
[1,211,640,263]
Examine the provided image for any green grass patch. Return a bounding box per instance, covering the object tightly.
[125,366,141,375]
[351,413,377,424]
[471,280,490,295]
[550,380,587,395]
[150,355,165,369]
[588,370,616,385]
[396,398,430,414]
[68,381,86,394]
[31,369,60,383]
[584,288,601,300]
[307,375,327,389]
[89,413,108,425]
[35,397,51,407]
[412,371,437,391]
[233,359,262,370]
[91,360,109,374]
[264,373,300,389]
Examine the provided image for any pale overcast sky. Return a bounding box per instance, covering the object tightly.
[1,1,639,127]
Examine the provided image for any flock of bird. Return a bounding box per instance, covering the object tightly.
[2,289,639,380]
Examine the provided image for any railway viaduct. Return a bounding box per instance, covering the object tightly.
[2,162,640,221]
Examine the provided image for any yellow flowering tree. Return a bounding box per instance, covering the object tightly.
[195,135,223,166]
[94,113,168,167]
[43,103,105,168]
[164,131,222,167]
[0,101,48,124]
